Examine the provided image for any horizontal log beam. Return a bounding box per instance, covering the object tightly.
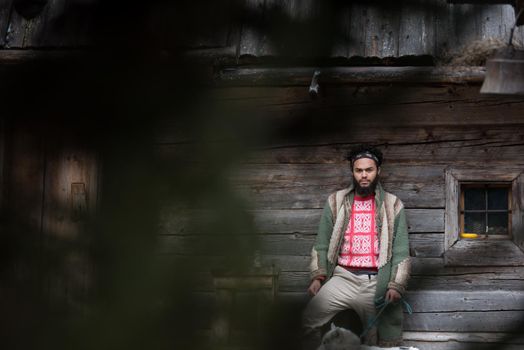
[0,50,88,64]
[448,0,513,3]
[217,67,486,86]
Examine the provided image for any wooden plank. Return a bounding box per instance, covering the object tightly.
[398,0,436,56]
[445,168,460,250]
[158,208,443,235]
[5,0,97,48]
[7,121,45,236]
[510,5,524,45]
[513,172,524,252]
[0,0,13,47]
[214,276,275,290]
[330,4,350,58]
[230,163,445,209]
[444,239,524,266]
[207,85,521,113]
[238,0,275,57]
[244,132,524,164]
[156,87,524,145]
[278,270,524,292]
[0,118,5,213]
[448,3,480,56]
[41,134,99,307]
[252,209,321,234]
[42,143,99,240]
[404,311,524,332]
[347,3,366,57]
[276,290,524,312]
[450,167,523,182]
[170,0,234,49]
[157,124,524,167]
[410,234,444,258]
[230,164,444,191]
[403,340,524,350]
[404,331,524,344]
[252,208,443,234]
[405,290,524,312]
[170,252,524,278]
[158,234,315,257]
[411,257,524,276]
[476,4,504,40]
[6,0,56,48]
[159,232,443,258]
[158,253,310,273]
[218,67,486,86]
[364,4,400,57]
[0,49,86,64]
[409,273,524,291]
[234,181,445,210]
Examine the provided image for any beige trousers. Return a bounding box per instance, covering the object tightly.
[302,266,378,345]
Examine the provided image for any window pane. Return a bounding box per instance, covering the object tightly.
[464,212,486,234]
[488,188,508,210]
[487,213,508,234]
[464,188,485,210]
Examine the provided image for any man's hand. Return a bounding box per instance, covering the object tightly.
[385,288,401,303]
[307,279,322,296]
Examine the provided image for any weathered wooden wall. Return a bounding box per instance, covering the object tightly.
[239,1,524,58]
[1,120,99,341]
[156,82,524,349]
[1,1,523,60]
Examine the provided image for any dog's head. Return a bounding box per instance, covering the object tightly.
[317,324,361,350]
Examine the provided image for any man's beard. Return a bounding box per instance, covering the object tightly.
[353,176,379,197]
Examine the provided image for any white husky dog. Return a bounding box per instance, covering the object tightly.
[317,324,418,350]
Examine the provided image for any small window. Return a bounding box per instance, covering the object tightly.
[460,184,512,238]
[444,167,524,266]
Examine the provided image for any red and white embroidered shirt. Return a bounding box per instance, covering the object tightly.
[338,194,379,270]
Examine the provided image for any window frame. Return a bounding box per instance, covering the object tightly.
[459,183,512,239]
[444,167,524,266]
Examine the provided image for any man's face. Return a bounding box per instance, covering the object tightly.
[352,158,380,195]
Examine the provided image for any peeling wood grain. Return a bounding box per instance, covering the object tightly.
[236,1,517,58]
[402,340,524,350]
[277,271,524,292]
[364,4,400,57]
[251,208,443,234]
[158,206,443,235]
[0,0,13,47]
[157,231,440,258]
[217,67,486,86]
[404,311,524,332]
[405,290,524,312]
[229,163,445,209]
[239,0,275,57]
[410,234,444,258]
[347,3,367,57]
[444,239,524,266]
[398,0,436,56]
[403,331,524,344]
[330,4,350,58]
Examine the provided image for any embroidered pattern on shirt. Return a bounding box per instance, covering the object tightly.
[338,195,379,269]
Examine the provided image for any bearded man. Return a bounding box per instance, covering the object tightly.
[302,145,411,348]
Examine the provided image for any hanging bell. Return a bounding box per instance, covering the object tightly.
[480,46,524,95]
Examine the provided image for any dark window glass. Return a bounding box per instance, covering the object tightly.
[462,185,510,236]
[487,213,508,234]
[464,188,485,210]
[488,188,508,210]
[464,212,486,234]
